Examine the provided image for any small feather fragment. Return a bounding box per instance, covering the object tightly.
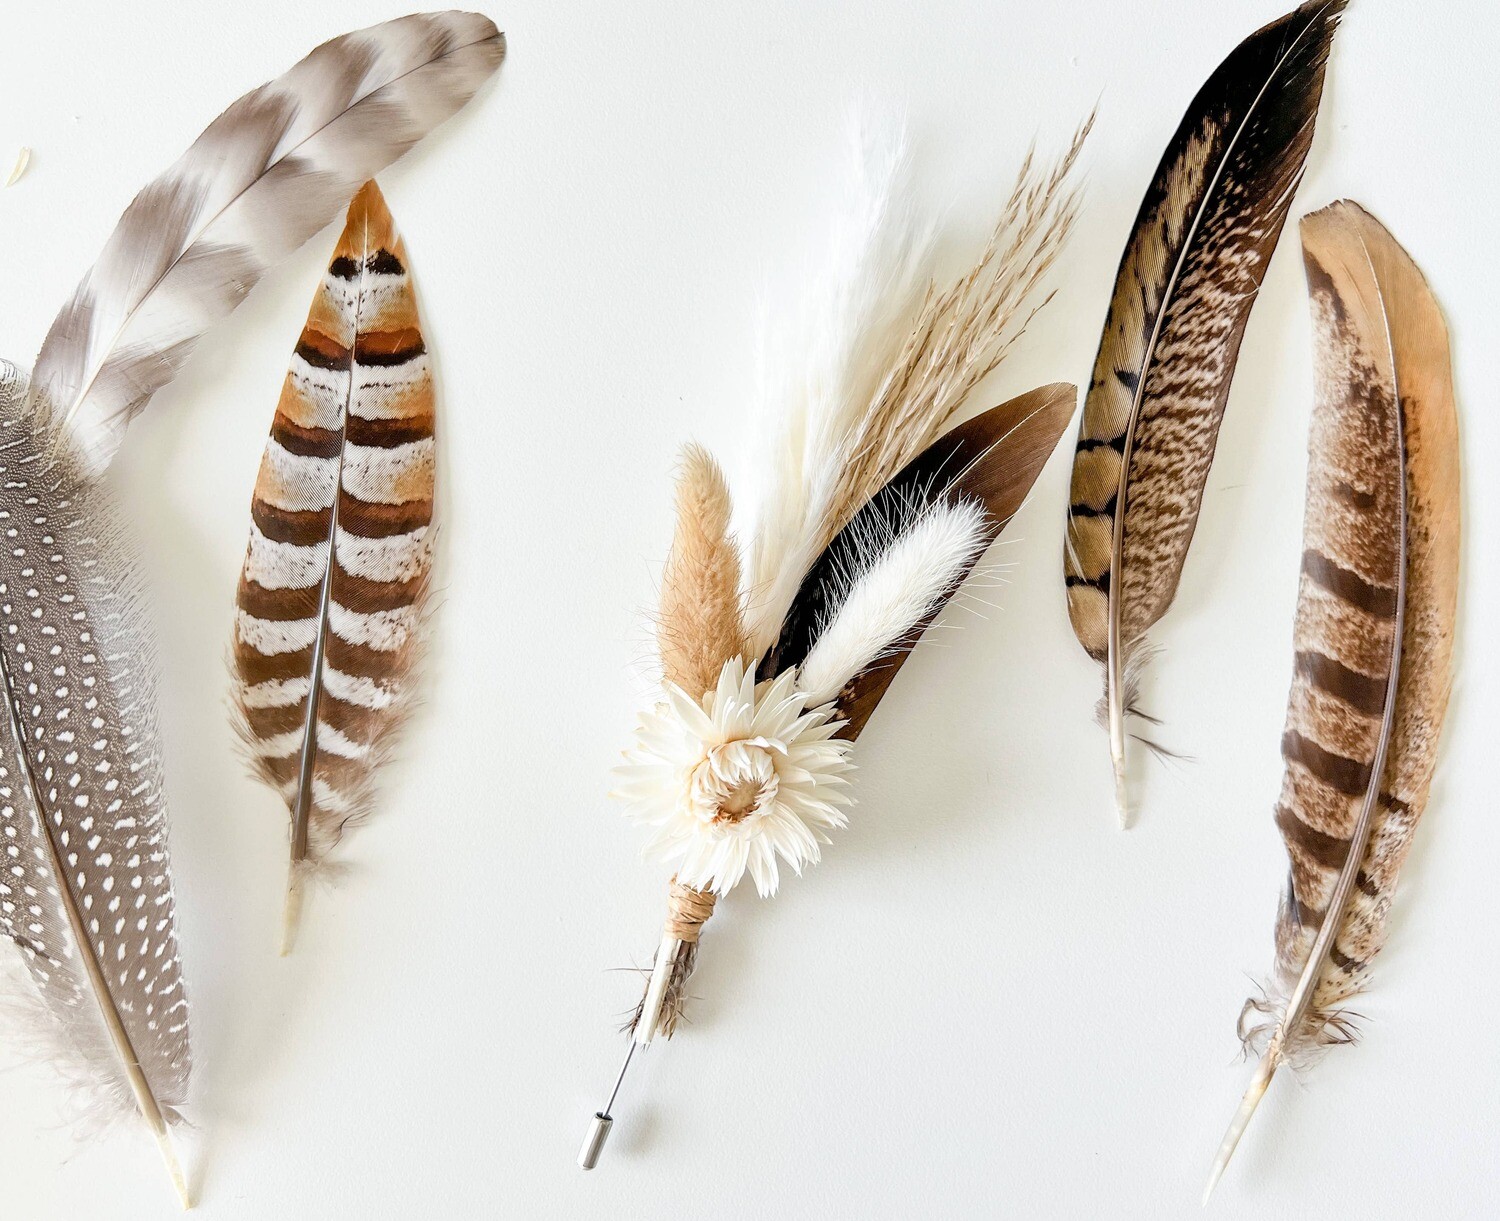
[5,146,29,186]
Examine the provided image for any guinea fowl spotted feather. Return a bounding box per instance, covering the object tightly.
[1205,201,1460,1198]
[0,364,188,1173]
[232,182,435,952]
[1063,0,1345,824]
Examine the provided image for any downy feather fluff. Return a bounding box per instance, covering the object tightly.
[0,13,500,1198]
[29,11,504,477]
[1063,0,1344,824]
[1205,201,1460,1197]
[232,181,435,953]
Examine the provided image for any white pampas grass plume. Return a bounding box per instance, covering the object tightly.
[742,118,1088,658]
[743,125,932,656]
[797,498,990,705]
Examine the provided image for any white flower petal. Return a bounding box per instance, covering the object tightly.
[618,657,859,896]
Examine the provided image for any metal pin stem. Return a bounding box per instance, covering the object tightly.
[579,1042,637,1170]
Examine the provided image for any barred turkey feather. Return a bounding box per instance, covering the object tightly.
[231,181,434,953]
[0,364,191,1201]
[1063,0,1345,825]
[1205,201,1460,1199]
[29,11,503,477]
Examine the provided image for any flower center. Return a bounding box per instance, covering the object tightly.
[688,740,780,828]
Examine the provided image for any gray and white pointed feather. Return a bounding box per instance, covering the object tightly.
[29,11,505,476]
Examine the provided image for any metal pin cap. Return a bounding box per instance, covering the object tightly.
[578,1112,613,1170]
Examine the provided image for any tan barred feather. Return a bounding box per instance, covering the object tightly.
[1205,201,1460,1197]
[1063,0,1344,824]
[232,182,434,952]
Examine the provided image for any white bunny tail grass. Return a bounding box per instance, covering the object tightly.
[798,497,990,706]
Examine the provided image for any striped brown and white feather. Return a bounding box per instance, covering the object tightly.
[29,11,503,477]
[0,363,190,1174]
[232,182,434,942]
[1204,202,1460,1197]
[1063,0,1344,821]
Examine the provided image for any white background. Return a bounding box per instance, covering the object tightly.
[1,1,1493,1217]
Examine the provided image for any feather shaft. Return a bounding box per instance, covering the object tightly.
[1203,1049,1275,1204]
[634,934,680,1047]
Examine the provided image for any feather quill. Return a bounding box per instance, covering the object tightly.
[1063,0,1344,824]
[29,11,504,477]
[1205,201,1460,1198]
[231,181,435,954]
